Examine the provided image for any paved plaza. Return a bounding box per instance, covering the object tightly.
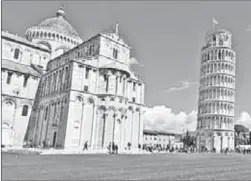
[2,153,251,180]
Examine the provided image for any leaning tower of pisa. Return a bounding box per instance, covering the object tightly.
[196,29,236,152]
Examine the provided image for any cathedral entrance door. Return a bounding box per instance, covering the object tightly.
[52,132,57,148]
[220,136,223,151]
[113,119,122,147]
[2,123,11,146]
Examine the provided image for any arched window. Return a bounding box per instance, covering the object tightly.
[210,64,213,73]
[14,48,20,59]
[22,105,29,116]
[213,35,216,42]
[45,106,49,120]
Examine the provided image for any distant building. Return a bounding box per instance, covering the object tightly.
[173,134,184,149]
[143,130,175,148]
[234,124,250,146]
[196,28,236,152]
[181,131,197,138]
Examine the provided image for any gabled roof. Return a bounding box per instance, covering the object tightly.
[100,23,131,49]
[143,130,158,135]
[2,59,41,77]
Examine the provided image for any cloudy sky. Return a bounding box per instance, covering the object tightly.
[2,1,251,133]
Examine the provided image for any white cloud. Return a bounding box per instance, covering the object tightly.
[143,105,197,134]
[164,81,198,93]
[143,107,251,134]
[235,111,251,130]
[129,57,144,67]
[246,25,251,31]
[129,57,139,65]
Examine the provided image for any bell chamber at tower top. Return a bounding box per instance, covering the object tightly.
[204,29,232,49]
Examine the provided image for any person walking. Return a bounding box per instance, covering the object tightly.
[112,142,115,154]
[107,142,111,154]
[115,144,118,154]
[83,141,88,151]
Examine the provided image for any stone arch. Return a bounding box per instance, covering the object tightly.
[118,108,126,115]
[2,122,11,129]
[54,45,71,53]
[3,99,17,108]
[2,99,16,125]
[208,103,212,113]
[76,95,84,103]
[213,63,216,73]
[218,50,221,59]
[220,103,224,114]
[224,76,227,85]
[48,32,51,38]
[87,97,95,104]
[94,105,106,147]
[209,51,212,60]
[97,105,106,112]
[107,106,117,113]
[224,104,227,114]
[214,50,218,61]
[40,31,43,38]
[128,106,134,112]
[222,49,225,59]
[44,32,47,38]
[37,41,52,51]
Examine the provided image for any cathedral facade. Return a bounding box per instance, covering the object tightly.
[196,28,236,152]
[1,7,146,150]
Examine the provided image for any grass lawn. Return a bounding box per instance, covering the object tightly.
[2,153,251,180]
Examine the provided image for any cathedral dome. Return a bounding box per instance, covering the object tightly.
[25,6,82,45]
[37,7,79,39]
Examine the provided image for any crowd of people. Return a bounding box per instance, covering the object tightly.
[21,139,251,155]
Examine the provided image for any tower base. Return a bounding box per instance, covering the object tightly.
[196,129,235,153]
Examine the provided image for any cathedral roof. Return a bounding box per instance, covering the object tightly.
[100,62,132,75]
[2,31,50,52]
[2,59,41,77]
